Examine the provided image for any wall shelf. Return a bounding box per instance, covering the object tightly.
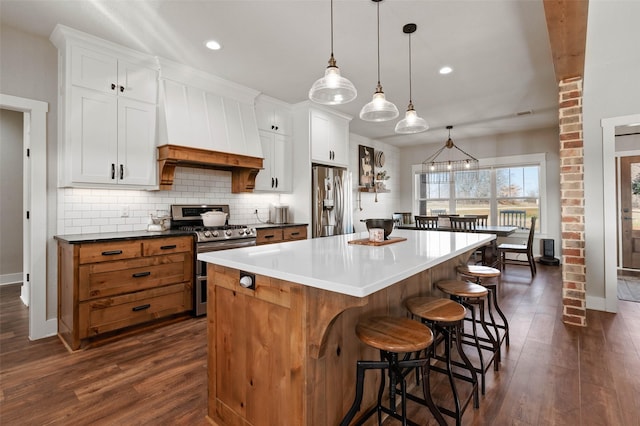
[358,186,390,193]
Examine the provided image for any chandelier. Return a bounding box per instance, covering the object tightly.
[421,126,479,183]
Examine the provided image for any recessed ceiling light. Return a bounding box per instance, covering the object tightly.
[439,66,453,75]
[205,40,221,50]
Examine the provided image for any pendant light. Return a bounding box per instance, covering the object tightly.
[359,0,398,122]
[395,23,429,134]
[308,0,357,105]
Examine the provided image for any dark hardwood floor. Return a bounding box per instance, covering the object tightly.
[1,263,639,425]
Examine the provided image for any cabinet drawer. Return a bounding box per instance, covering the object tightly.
[283,226,307,241]
[79,240,141,264]
[143,236,193,256]
[78,253,193,300]
[78,282,192,339]
[256,228,283,245]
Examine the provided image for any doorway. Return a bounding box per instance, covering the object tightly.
[603,114,640,312]
[0,94,54,340]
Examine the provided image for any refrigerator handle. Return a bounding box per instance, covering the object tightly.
[335,174,343,234]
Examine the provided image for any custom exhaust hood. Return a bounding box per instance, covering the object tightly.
[156,62,265,192]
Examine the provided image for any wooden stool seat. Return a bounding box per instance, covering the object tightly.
[405,297,466,323]
[457,265,501,278]
[356,316,433,353]
[437,280,488,298]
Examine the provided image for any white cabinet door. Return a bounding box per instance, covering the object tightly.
[69,86,118,184]
[118,59,158,104]
[117,98,157,185]
[71,45,118,94]
[255,97,292,135]
[255,131,291,192]
[310,108,349,167]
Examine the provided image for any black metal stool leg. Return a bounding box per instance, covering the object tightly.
[339,360,387,426]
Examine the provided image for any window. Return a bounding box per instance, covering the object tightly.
[413,154,544,231]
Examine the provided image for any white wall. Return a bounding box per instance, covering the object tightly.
[349,133,401,234]
[398,127,561,255]
[583,0,640,304]
[0,109,24,284]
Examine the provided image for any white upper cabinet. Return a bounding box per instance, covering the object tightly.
[157,58,263,159]
[51,25,159,188]
[309,107,350,167]
[254,130,291,192]
[255,95,292,135]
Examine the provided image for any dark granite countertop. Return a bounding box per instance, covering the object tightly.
[54,229,196,244]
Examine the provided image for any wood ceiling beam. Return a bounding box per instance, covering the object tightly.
[543,0,589,82]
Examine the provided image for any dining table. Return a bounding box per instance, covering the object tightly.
[396,223,519,265]
[396,224,518,237]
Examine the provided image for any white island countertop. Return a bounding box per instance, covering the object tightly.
[198,229,494,298]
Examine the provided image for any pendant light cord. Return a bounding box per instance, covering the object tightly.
[330,0,334,57]
[408,31,412,103]
[376,0,381,85]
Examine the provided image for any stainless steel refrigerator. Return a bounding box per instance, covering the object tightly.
[312,165,353,238]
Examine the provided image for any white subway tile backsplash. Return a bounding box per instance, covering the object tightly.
[57,167,281,235]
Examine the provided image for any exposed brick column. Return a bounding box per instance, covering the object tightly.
[558,76,586,326]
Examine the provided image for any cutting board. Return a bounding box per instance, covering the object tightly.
[348,237,407,246]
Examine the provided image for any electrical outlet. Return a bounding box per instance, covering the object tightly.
[120,205,129,217]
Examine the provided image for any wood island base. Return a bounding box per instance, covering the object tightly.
[206,251,473,426]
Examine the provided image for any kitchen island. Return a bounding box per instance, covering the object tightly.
[198,229,493,425]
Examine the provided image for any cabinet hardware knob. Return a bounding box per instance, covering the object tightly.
[132,304,151,311]
[132,271,151,278]
[119,164,124,180]
[119,85,125,92]
[275,177,278,188]
[160,245,177,250]
[101,250,123,256]
[111,163,115,179]
[111,83,116,90]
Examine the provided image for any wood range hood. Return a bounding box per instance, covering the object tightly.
[157,144,263,192]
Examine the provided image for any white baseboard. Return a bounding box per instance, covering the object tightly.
[0,273,22,286]
[586,295,606,311]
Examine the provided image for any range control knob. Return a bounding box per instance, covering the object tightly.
[225,229,232,237]
[212,230,219,237]
[203,230,211,238]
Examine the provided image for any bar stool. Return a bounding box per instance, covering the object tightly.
[405,297,479,426]
[436,280,498,395]
[457,265,509,350]
[340,316,446,426]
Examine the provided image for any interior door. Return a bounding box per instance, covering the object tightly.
[620,155,640,269]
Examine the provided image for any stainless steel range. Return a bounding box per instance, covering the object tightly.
[171,204,256,316]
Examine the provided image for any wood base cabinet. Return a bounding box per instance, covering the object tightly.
[256,225,307,245]
[57,235,194,350]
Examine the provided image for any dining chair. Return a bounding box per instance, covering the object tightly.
[450,216,477,232]
[499,210,527,228]
[497,216,537,276]
[415,216,439,229]
[474,215,488,226]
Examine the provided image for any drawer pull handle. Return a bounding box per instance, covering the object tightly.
[102,250,123,256]
[132,271,151,278]
[132,304,151,312]
[264,235,275,239]
[160,245,177,250]
[290,232,300,236]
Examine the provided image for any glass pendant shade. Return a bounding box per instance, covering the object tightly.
[308,0,356,105]
[360,85,399,122]
[359,0,398,122]
[394,103,428,133]
[309,57,357,105]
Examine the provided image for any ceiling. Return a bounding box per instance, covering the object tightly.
[0,0,561,147]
